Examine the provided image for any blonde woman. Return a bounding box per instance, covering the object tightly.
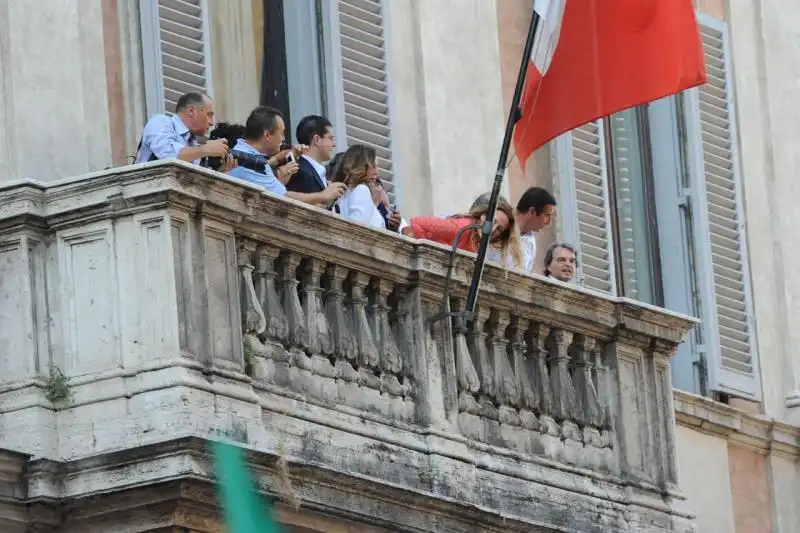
[403,196,523,269]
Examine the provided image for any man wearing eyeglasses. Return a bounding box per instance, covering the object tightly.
[287,115,337,207]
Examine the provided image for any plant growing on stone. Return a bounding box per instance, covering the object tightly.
[44,365,73,404]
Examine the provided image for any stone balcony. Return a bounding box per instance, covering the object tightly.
[0,161,696,533]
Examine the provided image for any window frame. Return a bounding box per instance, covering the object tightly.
[602,107,665,307]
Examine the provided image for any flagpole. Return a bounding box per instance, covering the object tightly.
[462,9,541,323]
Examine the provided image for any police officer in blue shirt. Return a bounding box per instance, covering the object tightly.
[136,92,229,165]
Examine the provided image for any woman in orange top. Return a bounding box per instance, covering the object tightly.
[403,197,523,269]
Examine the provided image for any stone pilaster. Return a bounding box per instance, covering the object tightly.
[0,1,112,182]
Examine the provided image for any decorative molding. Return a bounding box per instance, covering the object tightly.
[673,389,800,458]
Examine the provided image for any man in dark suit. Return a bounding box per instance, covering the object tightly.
[286,115,336,198]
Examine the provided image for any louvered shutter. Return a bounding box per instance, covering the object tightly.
[140,0,213,116]
[682,16,761,399]
[331,0,397,199]
[556,122,617,295]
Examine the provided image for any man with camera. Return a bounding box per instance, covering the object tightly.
[136,92,229,164]
[228,106,345,206]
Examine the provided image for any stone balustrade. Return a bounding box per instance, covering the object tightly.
[0,161,697,533]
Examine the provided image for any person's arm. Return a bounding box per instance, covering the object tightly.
[227,164,286,195]
[286,182,346,206]
[286,191,327,205]
[406,217,474,250]
[144,116,225,162]
[406,216,447,240]
[176,145,210,163]
[143,117,195,161]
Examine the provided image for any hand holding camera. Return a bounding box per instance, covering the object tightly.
[202,138,229,157]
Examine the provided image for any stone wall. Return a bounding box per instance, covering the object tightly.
[0,162,698,532]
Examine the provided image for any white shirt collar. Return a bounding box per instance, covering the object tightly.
[302,154,327,181]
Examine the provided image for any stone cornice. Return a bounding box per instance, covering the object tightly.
[673,390,800,459]
[20,437,644,533]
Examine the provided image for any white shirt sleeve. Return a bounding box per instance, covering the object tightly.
[343,184,377,226]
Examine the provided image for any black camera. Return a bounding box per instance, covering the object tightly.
[201,123,244,171]
[229,150,269,173]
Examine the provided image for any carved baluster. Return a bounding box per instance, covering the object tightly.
[238,242,267,375]
[300,258,335,378]
[488,310,520,426]
[573,335,604,469]
[254,245,288,343]
[529,324,560,458]
[529,323,554,418]
[425,298,460,426]
[572,335,603,429]
[594,343,614,464]
[549,329,582,464]
[468,307,497,420]
[453,306,480,414]
[323,264,357,383]
[239,242,266,337]
[370,278,403,396]
[593,345,611,429]
[390,286,415,398]
[278,251,311,369]
[348,272,380,388]
[548,329,577,422]
[511,316,539,430]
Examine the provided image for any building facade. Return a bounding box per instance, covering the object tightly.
[0,0,798,532]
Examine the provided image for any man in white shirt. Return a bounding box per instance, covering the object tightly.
[463,188,556,273]
[514,186,557,273]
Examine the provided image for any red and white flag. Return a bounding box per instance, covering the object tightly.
[513,0,707,165]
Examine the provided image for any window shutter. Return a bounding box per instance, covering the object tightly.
[682,16,761,399]
[330,0,397,199]
[140,0,213,116]
[556,122,617,295]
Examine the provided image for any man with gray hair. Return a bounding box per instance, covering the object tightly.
[543,242,577,283]
[136,92,229,164]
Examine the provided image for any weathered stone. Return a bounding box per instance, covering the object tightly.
[0,162,699,532]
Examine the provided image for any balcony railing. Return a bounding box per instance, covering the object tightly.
[0,161,697,533]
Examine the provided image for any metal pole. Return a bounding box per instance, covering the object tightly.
[463,9,542,321]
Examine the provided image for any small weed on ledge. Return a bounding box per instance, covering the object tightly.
[44,365,73,404]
